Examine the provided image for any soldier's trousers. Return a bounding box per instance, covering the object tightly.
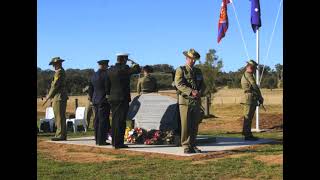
[242,104,257,137]
[52,100,67,139]
[85,101,95,128]
[179,104,201,149]
[93,102,110,145]
[110,101,129,147]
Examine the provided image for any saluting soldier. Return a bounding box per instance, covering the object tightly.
[88,60,111,145]
[45,57,68,141]
[240,60,264,141]
[83,85,95,129]
[106,53,141,149]
[137,65,158,94]
[174,49,206,154]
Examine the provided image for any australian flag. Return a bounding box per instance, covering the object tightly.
[217,0,230,43]
[251,0,261,33]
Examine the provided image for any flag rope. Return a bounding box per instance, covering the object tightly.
[230,0,250,60]
[259,0,283,84]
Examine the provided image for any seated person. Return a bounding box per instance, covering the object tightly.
[137,65,158,94]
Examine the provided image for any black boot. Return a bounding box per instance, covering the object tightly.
[184,147,195,154]
[192,146,202,153]
[51,137,66,141]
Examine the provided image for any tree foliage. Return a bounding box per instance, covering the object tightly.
[37,54,282,96]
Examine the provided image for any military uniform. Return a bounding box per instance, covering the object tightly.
[240,60,264,140]
[47,57,68,140]
[83,86,95,128]
[89,60,111,145]
[106,53,141,148]
[137,74,158,94]
[174,49,205,153]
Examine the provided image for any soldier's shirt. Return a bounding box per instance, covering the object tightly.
[137,74,158,94]
[174,65,205,105]
[47,68,68,101]
[241,71,263,104]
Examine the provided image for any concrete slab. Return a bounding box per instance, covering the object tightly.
[46,136,274,156]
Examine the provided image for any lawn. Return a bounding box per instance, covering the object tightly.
[38,131,283,180]
[37,91,283,180]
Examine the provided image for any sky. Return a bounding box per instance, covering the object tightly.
[37,0,283,72]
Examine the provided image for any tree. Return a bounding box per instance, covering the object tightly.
[275,63,283,88]
[196,49,223,94]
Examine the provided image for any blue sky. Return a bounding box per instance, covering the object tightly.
[37,0,282,72]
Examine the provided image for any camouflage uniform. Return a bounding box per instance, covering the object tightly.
[240,60,264,138]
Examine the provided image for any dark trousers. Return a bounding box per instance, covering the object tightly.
[94,101,110,145]
[110,101,129,147]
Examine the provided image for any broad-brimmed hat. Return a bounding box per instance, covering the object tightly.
[183,48,200,60]
[246,59,258,67]
[49,57,65,65]
[97,60,109,66]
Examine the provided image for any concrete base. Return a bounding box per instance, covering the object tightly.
[251,128,268,132]
[47,135,273,157]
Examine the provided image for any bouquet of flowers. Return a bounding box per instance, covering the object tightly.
[126,127,146,144]
[124,127,132,141]
[144,130,163,145]
[161,130,175,145]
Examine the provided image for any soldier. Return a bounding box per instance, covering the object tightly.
[82,85,95,129]
[174,48,206,154]
[88,60,111,145]
[240,60,264,141]
[45,57,68,141]
[106,53,141,149]
[137,65,158,94]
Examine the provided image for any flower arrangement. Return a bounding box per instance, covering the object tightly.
[126,127,146,144]
[125,127,176,145]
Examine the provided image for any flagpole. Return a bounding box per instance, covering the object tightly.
[255,27,260,132]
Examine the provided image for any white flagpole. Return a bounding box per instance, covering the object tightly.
[255,27,260,132]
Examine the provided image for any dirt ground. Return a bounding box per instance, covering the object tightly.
[37,138,278,163]
[199,103,283,134]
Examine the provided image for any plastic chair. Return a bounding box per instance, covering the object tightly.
[66,107,86,133]
[39,107,55,132]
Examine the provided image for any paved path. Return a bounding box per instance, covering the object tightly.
[47,136,273,156]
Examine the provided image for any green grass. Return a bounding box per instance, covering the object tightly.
[37,106,283,179]
[38,129,283,180]
[37,143,282,180]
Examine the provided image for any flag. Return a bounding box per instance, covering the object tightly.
[217,0,230,43]
[250,0,261,33]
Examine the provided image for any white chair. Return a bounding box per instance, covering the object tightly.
[66,107,87,133]
[39,107,55,132]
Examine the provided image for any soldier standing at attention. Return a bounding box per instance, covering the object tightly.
[82,85,95,129]
[106,53,141,149]
[88,60,111,145]
[240,60,264,141]
[45,57,68,141]
[174,49,206,154]
[137,65,158,94]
